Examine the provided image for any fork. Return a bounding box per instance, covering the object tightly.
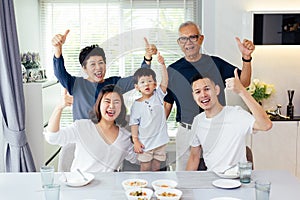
[77,168,88,181]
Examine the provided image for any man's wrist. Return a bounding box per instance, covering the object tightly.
[144,56,152,62]
[242,56,252,62]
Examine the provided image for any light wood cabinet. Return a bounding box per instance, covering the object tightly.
[251,121,299,179]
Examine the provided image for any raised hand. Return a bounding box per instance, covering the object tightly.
[52,30,70,58]
[52,29,70,47]
[59,88,73,109]
[235,37,255,58]
[225,69,245,94]
[157,52,165,65]
[144,37,157,59]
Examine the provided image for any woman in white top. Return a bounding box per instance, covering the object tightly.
[44,85,137,172]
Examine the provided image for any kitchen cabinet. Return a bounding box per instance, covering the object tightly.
[251,121,299,179]
[23,80,61,170]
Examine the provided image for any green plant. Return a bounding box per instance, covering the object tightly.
[246,79,275,103]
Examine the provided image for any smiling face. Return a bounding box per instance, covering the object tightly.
[135,75,157,97]
[83,55,106,83]
[100,92,122,122]
[178,24,204,62]
[192,78,220,112]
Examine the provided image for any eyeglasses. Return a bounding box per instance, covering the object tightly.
[177,34,201,44]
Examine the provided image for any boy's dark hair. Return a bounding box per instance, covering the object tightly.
[190,73,203,85]
[79,44,106,67]
[133,68,157,84]
[89,84,127,127]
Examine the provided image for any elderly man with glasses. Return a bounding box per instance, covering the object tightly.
[163,21,255,171]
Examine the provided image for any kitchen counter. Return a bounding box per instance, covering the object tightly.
[270,115,300,121]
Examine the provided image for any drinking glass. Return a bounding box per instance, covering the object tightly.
[255,179,271,200]
[44,184,60,200]
[40,165,54,188]
[238,161,252,183]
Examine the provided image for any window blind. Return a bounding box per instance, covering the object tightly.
[39,0,201,132]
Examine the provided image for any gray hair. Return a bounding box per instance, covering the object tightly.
[178,21,201,34]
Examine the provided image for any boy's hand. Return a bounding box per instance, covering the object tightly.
[157,52,165,65]
[133,140,145,154]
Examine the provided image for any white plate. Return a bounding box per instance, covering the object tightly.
[59,172,94,187]
[212,179,241,189]
[210,198,241,200]
[215,172,239,179]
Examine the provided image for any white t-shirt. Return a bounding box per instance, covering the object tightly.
[44,119,136,172]
[190,106,255,172]
[129,87,169,152]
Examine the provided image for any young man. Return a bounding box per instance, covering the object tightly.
[186,69,272,172]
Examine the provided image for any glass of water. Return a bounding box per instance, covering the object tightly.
[40,165,54,188]
[255,179,271,200]
[238,161,252,183]
[44,184,60,200]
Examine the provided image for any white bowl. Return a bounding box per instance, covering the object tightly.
[154,188,182,200]
[151,179,178,191]
[122,178,148,190]
[125,188,153,200]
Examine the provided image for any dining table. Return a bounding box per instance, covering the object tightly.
[1,170,299,200]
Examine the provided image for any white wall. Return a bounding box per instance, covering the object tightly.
[202,0,300,116]
[14,0,40,52]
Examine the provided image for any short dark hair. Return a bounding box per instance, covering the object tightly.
[190,73,203,85]
[133,68,157,84]
[79,44,106,67]
[90,84,127,127]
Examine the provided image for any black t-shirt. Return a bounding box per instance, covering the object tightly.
[164,54,239,124]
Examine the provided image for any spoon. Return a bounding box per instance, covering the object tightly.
[77,168,88,181]
[62,171,68,183]
[219,164,238,174]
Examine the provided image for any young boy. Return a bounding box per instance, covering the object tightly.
[186,69,272,172]
[129,52,169,171]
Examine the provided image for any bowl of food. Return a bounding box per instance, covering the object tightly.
[154,188,182,200]
[151,179,178,191]
[125,188,153,200]
[122,178,148,190]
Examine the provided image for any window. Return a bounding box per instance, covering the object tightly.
[39,0,201,134]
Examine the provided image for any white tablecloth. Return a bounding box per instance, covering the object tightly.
[0,170,299,200]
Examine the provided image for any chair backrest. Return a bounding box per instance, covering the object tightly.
[198,146,254,171]
[57,143,75,172]
[246,146,254,169]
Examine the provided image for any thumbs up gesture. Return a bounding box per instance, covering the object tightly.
[52,30,70,58]
[225,69,245,94]
[59,88,73,110]
[52,30,70,47]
